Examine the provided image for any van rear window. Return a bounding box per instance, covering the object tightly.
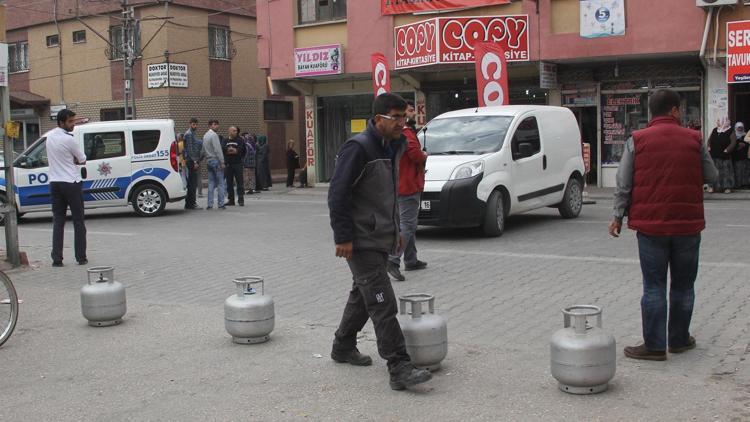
[133,130,161,154]
[418,116,513,155]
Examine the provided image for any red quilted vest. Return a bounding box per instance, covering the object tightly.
[628,116,705,236]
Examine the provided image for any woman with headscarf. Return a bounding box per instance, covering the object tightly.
[707,117,736,193]
[732,122,750,188]
[255,135,272,191]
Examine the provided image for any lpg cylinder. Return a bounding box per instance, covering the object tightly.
[397,294,447,371]
[80,266,127,327]
[224,276,274,344]
[550,305,616,394]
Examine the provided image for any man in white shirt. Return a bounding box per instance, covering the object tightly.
[46,109,87,267]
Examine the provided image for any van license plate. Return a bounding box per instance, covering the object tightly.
[420,200,431,210]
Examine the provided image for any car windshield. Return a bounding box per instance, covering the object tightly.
[418,115,514,155]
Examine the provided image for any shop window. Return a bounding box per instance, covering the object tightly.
[209,26,231,59]
[601,93,648,164]
[8,42,29,73]
[109,26,140,60]
[84,132,126,160]
[298,0,347,24]
[511,117,541,160]
[100,108,126,121]
[46,34,59,48]
[264,100,294,121]
[73,30,87,44]
[132,130,161,154]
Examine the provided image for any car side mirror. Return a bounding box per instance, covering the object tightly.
[518,142,534,158]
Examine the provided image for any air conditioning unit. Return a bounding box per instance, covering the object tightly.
[697,0,738,6]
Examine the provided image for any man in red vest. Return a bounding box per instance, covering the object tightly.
[609,89,717,361]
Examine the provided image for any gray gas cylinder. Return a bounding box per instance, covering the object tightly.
[397,293,447,371]
[224,276,274,344]
[550,305,616,394]
[81,266,126,327]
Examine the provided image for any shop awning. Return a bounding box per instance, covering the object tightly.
[10,90,50,107]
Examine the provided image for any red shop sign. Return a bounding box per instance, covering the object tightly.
[727,20,750,84]
[474,42,508,107]
[371,53,391,96]
[394,15,529,70]
[382,0,510,16]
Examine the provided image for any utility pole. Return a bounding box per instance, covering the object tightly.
[1,4,20,267]
[121,0,136,119]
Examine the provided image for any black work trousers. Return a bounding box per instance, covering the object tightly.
[185,159,199,207]
[224,163,244,204]
[333,250,410,372]
[50,181,86,263]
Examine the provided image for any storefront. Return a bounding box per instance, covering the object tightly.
[557,60,702,187]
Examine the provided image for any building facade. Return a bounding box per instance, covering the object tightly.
[258,0,715,187]
[5,0,301,172]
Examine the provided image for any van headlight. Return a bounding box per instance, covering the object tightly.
[450,160,484,180]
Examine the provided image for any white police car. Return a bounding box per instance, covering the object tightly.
[0,119,186,221]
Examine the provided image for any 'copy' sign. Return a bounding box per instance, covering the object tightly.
[371,53,391,96]
[474,42,508,107]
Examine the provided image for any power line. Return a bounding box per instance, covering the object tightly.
[23,34,256,82]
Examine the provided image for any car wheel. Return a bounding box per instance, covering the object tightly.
[0,192,22,226]
[131,184,167,217]
[558,177,583,219]
[482,190,505,237]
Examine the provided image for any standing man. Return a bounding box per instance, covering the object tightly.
[328,93,432,390]
[184,117,203,210]
[202,119,226,209]
[46,109,87,267]
[609,89,717,361]
[387,100,428,282]
[223,126,246,206]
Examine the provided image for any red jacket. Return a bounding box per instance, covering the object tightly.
[398,126,428,196]
[628,116,705,236]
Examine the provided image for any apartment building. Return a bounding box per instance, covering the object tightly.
[5,0,300,171]
[257,0,712,187]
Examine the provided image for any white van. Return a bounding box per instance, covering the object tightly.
[0,119,186,220]
[417,106,585,236]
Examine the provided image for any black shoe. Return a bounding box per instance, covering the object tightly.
[387,262,405,281]
[668,336,696,354]
[77,259,88,265]
[225,202,235,206]
[330,348,373,366]
[389,362,432,390]
[238,202,244,207]
[405,260,428,271]
[185,205,202,210]
[219,206,226,210]
[52,261,63,267]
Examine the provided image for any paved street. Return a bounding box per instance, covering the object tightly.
[1,188,749,421]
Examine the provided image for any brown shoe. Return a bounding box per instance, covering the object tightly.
[668,336,696,354]
[624,344,666,361]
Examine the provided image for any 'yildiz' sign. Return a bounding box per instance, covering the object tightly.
[382,0,510,16]
[294,44,343,77]
[395,15,529,70]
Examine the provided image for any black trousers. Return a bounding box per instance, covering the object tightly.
[224,163,244,204]
[50,181,86,263]
[186,159,199,207]
[286,168,296,187]
[333,250,410,372]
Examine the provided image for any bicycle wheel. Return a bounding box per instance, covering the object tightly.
[0,271,19,347]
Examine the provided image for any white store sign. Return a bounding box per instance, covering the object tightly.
[294,44,343,77]
[147,63,188,88]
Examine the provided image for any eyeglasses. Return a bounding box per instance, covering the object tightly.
[378,114,407,122]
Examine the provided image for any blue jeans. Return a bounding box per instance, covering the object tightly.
[636,232,701,351]
[389,193,420,267]
[207,159,225,208]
